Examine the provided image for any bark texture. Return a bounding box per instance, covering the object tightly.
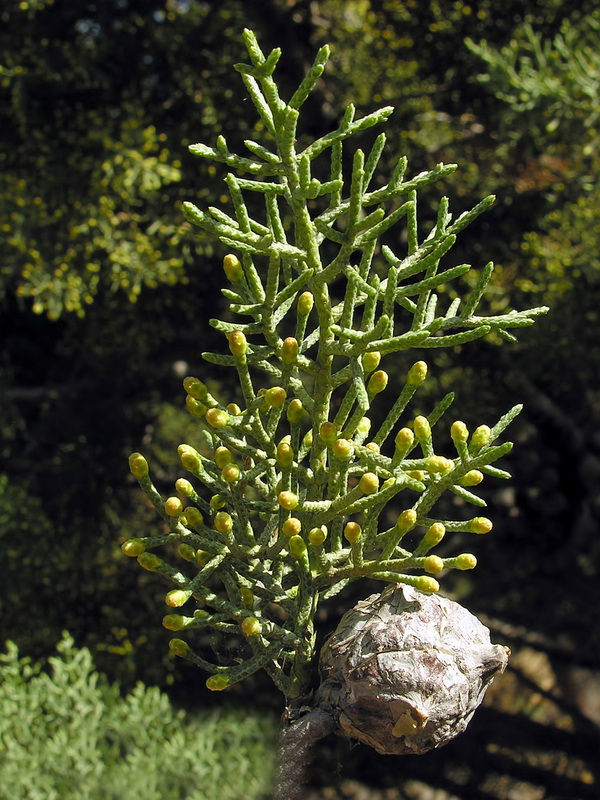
[272,706,336,800]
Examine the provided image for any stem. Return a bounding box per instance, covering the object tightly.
[272,705,336,800]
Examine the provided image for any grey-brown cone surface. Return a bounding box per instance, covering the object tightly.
[316,585,509,755]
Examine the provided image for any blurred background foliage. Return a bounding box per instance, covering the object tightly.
[0,633,277,800]
[1,1,599,797]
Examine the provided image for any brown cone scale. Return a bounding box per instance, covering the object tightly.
[316,585,509,755]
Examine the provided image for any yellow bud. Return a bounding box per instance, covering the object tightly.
[407,470,426,481]
[281,337,299,364]
[182,506,203,527]
[470,425,491,451]
[214,446,232,468]
[278,491,299,510]
[424,456,454,474]
[359,472,379,494]
[361,351,381,373]
[175,478,194,497]
[423,555,444,574]
[210,494,226,510]
[276,441,294,468]
[394,427,414,452]
[308,526,327,546]
[162,614,185,631]
[282,517,302,537]
[407,361,428,386]
[205,408,230,428]
[137,553,162,572]
[396,509,417,534]
[423,522,446,547]
[459,470,484,487]
[186,395,206,418]
[178,445,200,472]
[344,521,362,543]
[165,496,184,517]
[177,543,196,562]
[451,420,469,444]
[319,421,338,444]
[241,617,262,636]
[228,330,247,358]
[169,638,190,657]
[468,517,493,534]
[413,415,431,441]
[206,673,229,691]
[195,549,209,567]
[240,587,254,607]
[297,291,314,315]
[165,589,192,608]
[264,386,287,408]
[128,453,149,480]
[455,553,477,570]
[356,417,371,436]
[367,369,388,396]
[287,398,304,423]
[227,402,242,415]
[183,376,206,400]
[365,442,380,453]
[221,463,241,483]
[121,538,146,557]
[415,576,439,593]
[214,511,233,533]
[223,253,243,281]
[288,534,307,559]
[332,438,354,460]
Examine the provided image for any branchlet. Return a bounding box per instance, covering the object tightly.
[122,29,548,702]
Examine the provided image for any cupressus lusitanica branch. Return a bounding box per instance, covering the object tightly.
[121,29,546,797]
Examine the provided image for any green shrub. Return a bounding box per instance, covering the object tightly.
[0,633,276,800]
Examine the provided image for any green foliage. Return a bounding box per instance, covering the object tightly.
[466,13,600,151]
[124,30,546,700]
[2,0,595,728]
[0,7,596,796]
[521,186,600,297]
[466,11,600,306]
[4,120,184,318]
[0,632,276,800]
[310,1,593,158]
[0,0,258,680]
[0,472,87,655]
[302,2,600,335]
[0,0,255,318]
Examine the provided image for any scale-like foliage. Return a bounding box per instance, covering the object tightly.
[0,633,276,800]
[122,30,547,700]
